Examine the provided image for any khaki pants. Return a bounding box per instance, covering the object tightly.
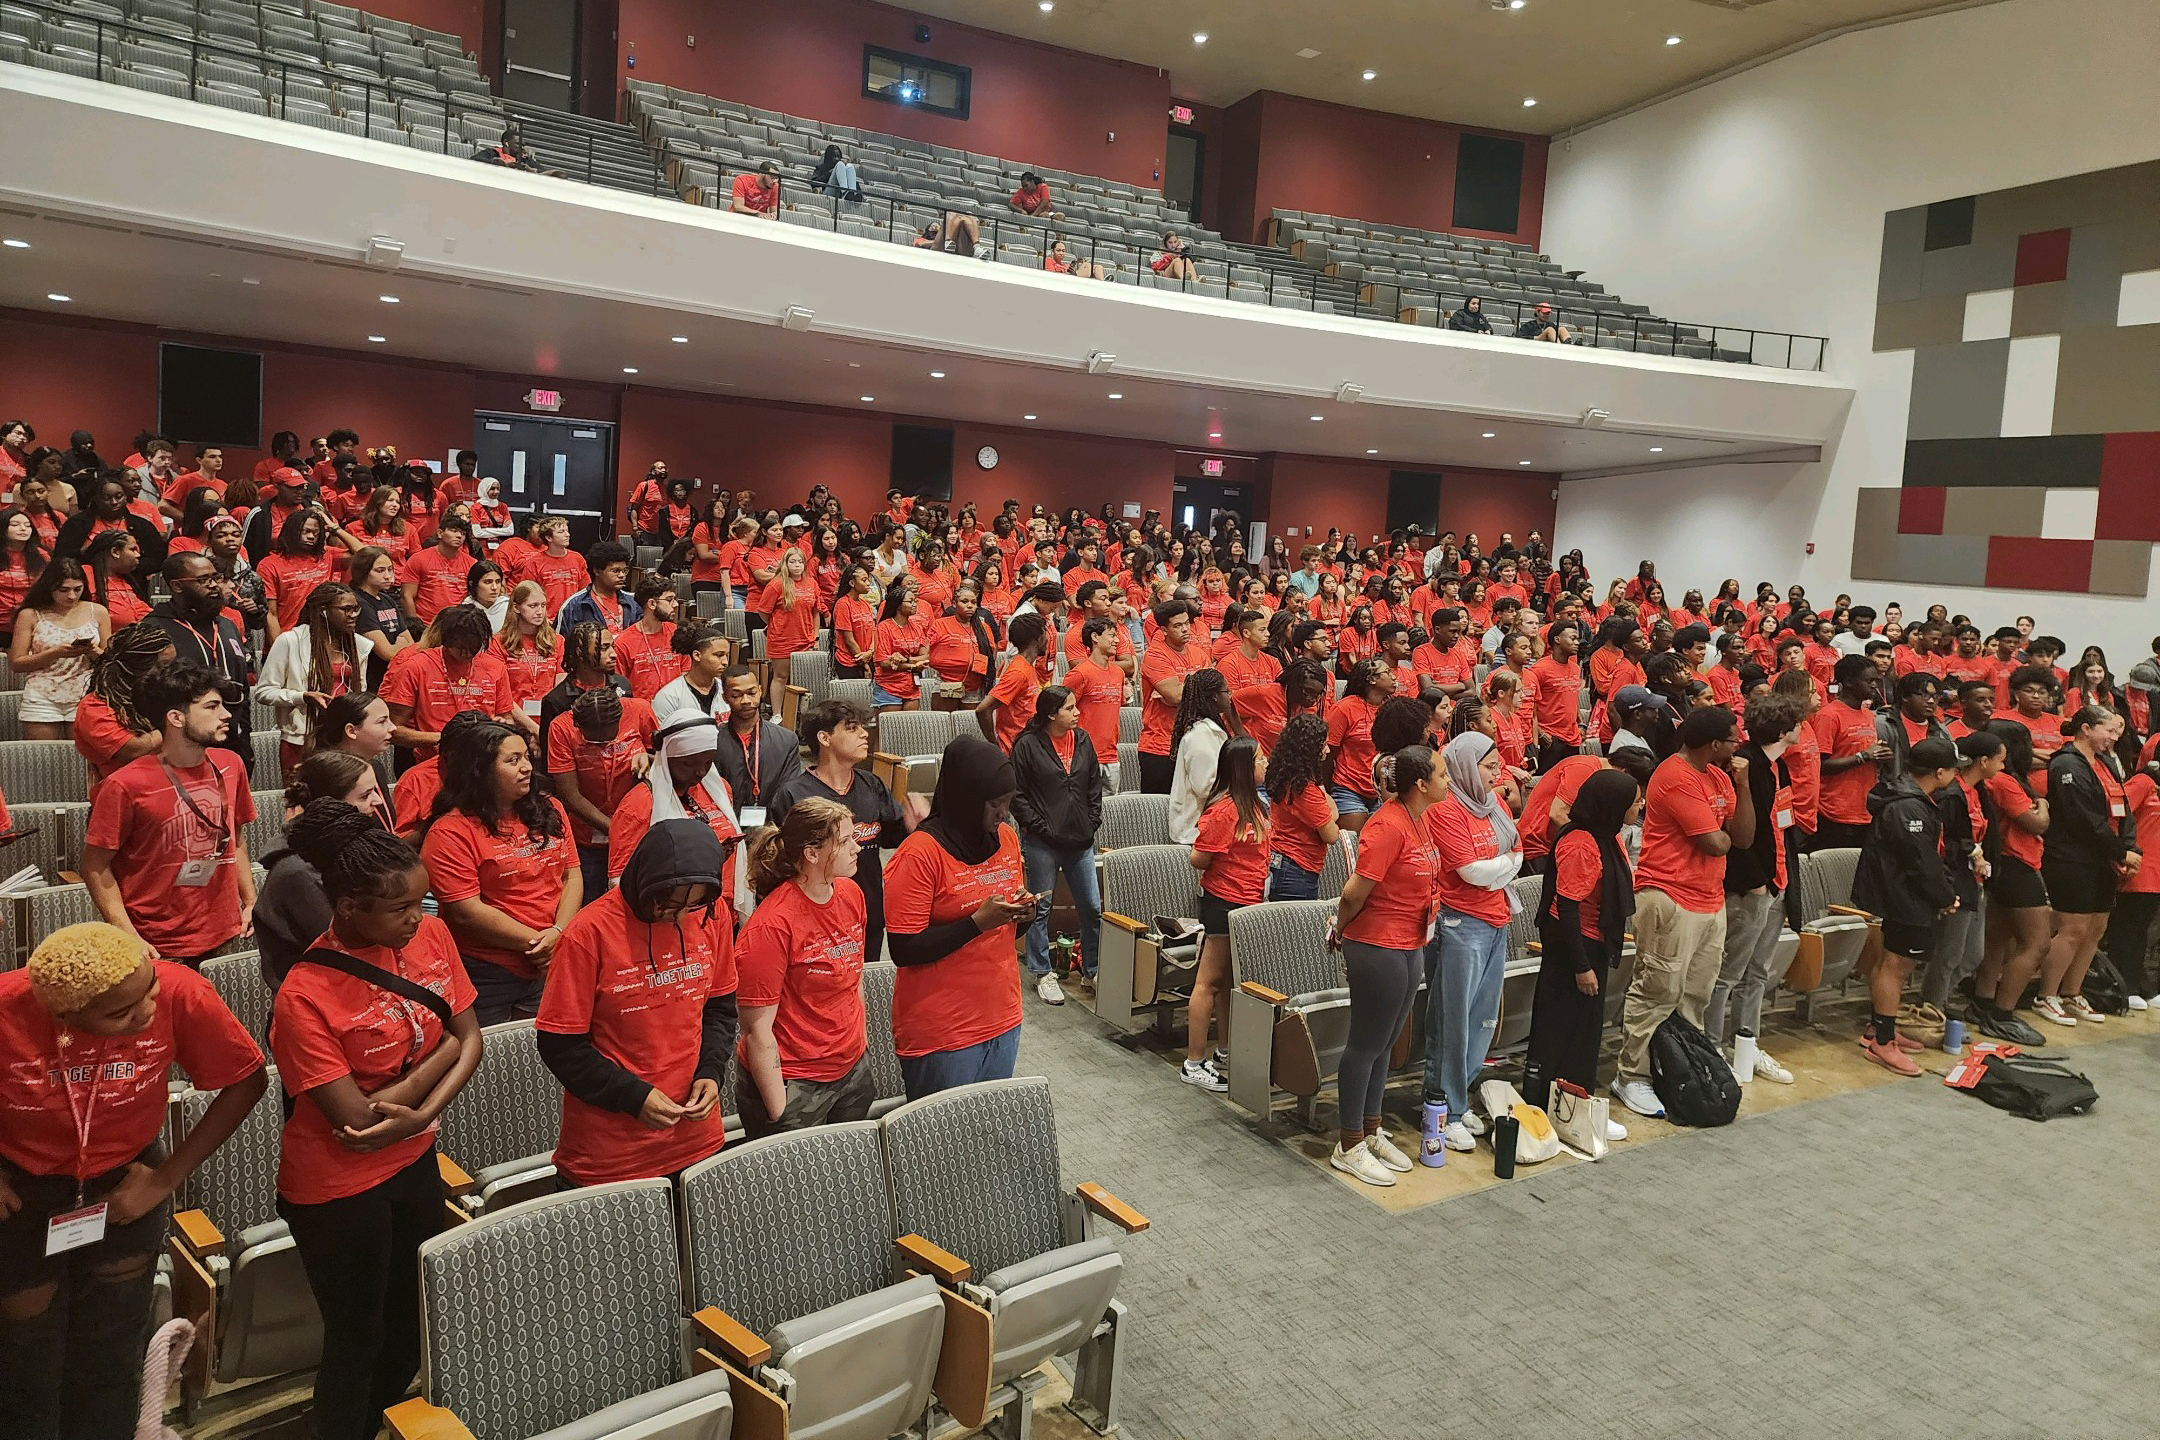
[1619,887,1728,1082]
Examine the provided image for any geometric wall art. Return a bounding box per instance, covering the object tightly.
[1864,159,2160,595]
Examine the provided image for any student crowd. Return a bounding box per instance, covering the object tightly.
[3,411,2158,1435]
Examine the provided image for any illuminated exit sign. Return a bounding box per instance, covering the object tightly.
[1170,104,1194,125]
[525,388,563,412]
[1200,457,1225,476]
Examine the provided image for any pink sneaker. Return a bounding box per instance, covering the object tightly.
[1861,1036,1922,1077]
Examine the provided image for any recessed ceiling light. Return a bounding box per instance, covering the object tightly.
[1209,432,1222,439]
[367,334,387,343]
[379,294,399,303]
[1038,0,1051,10]
[1522,97,1537,107]
[1366,448,1379,454]
[861,395,875,402]
[671,335,689,343]
[1361,70,1376,81]
[1650,446,1665,453]
[1481,431,1496,438]
[1295,46,1321,59]
[1192,31,1207,44]
[848,361,861,368]
[1518,460,1533,466]
[930,370,946,378]
[623,367,639,374]
[1309,415,1323,421]
[1,238,28,249]
[45,293,69,303]
[241,277,260,286]
[1665,34,1682,45]
[1024,414,1037,420]
[1508,0,1525,9]
[1107,392,1123,400]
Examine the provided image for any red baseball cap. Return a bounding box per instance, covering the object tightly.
[272,466,307,486]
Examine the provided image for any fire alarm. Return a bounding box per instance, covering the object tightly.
[1805,542,1816,555]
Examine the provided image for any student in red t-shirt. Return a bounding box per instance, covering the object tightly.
[615,578,685,701]
[382,604,530,758]
[884,735,1033,1098]
[547,687,658,901]
[257,509,337,641]
[525,518,589,620]
[2107,749,2160,1010]
[1613,706,1752,1119]
[1329,743,1445,1184]
[537,818,736,1179]
[1137,600,1210,794]
[270,817,481,1440]
[417,720,580,1023]
[82,663,258,963]
[607,713,745,908]
[0,922,265,1438]
[975,611,1048,754]
[871,583,932,712]
[1525,769,1641,1106]
[1010,686,1106,1005]
[1811,654,1890,849]
[1061,616,1128,763]
[757,548,823,708]
[1326,658,1398,830]
[734,798,870,1136]
[1185,737,1269,1093]
[399,515,474,626]
[830,562,878,680]
[1263,713,1342,901]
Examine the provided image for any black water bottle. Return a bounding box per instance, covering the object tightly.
[1492,1113,1520,1179]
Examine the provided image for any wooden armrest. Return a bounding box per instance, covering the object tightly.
[1101,911,1146,934]
[436,1153,475,1197]
[59,869,83,886]
[1076,1182,1149,1234]
[385,1399,478,1440]
[1826,904,1877,921]
[691,1304,772,1370]
[1526,940,1541,955]
[871,751,904,771]
[1238,980,1288,1006]
[170,1208,223,1259]
[897,1232,972,1284]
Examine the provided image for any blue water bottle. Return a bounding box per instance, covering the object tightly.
[1420,1101,1447,1167]
[1943,1018,1965,1053]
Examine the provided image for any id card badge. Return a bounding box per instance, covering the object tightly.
[738,806,768,831]
[46,1202,108,1256]
[2112,801,2127,818]
[523,698,544,718]
[174,856,218,887]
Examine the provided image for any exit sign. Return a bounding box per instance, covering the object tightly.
[1200,457,1225,476]
[525,388,563,412]
[1170,104,1194,125]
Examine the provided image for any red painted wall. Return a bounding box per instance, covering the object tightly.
[361,0,488,57]
[613,0,1171,188]
[1253,454,1557,551]
[1438,469,1557,549]
[1217,91,1547,248]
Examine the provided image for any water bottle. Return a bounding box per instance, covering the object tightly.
[1420,1101,1447,1167]
[1943,1018,1966,1053]
[1492,1113,1520,1179]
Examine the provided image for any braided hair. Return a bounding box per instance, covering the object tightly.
[1170,667,1241,750]
[289,799,421,902]
[88,619,170,734]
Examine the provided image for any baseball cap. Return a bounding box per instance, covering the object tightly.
[1535,302,1554,314]
[1613,684,1672,715]
[271,466,307,487]
[781,513,808,530]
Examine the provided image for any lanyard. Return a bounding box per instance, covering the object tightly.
[162,760,231,853]
[57,1033,111,1199]
[735,722,760,802]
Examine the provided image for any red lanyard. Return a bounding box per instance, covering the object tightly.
[735,723,760,802]
[57,1033,111,1196]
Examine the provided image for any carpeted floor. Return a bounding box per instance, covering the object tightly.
[1024,990,2160,1439]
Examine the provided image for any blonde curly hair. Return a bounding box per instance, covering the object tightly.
[28,923,150,1015]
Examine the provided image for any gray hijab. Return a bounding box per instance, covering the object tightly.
[1442,732,1518,852]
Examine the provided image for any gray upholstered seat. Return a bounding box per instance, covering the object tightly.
[435,1019,559,1213]
[860,961,905,1111]
[1095,792,1170,852]
[199,949,271,1042]
[0,739,89,804]
[411,1180,729,1440]
[1788,848,1871,1019]
[680,1122,942,1440]
[1224,899,1346,1117]
[1094,843,1203,1031]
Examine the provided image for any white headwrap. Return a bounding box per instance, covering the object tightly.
[650,713,738,829]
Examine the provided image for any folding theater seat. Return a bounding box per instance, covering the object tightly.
[1094,842,1202,1033]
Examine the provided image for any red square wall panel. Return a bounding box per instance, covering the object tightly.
[1897,487,1946,534]
[1985,535,2093,592]
[2095,431,2160,542]
[2014,228,2071,287]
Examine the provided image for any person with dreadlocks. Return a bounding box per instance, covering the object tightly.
[537,818,736,1183]
[547,686,656,903]
[536,620,627,771]
[418,720,578,1023]
[259,581,371,778]
[0,922,265,1439]
[82,527,150,629]
[271,805,483,1440]
[72,619,174,794]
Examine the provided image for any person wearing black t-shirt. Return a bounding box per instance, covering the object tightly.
[767,698,926,963]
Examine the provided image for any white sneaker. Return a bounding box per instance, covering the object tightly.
[1604,1117,1629,1142]
[1442,1121,1478,1152]
[1752,1049,1795,1085]
[1462,1109,1491,1138]
[1611,1077,1665,1118]
[2032,994,2077,1027]
[2127,994,2150,1012]
[1329,1140,1397,1187]
[1364,1129,1414,1172]
[1035,972,1065,1005]
[2065,995,2106,1023]
[2146,995,2160,1011]
[1180,1058,1228,1092]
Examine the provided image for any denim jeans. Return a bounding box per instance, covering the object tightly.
[577,843,610,906]
[1421,907,1509,1117]
[1266,852,1320,901]
[898,1023,1022,1100]
[1021,835,1099,976]
[1329,783,1377,818]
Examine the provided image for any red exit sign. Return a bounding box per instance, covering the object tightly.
[525,388,563,412]
[1170,104,1194,125]
[1200,457,1225,476]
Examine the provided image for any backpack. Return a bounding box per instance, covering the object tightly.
[2081,953,2130,1015]
[1648,1013,1740,1127]
[1965,1054,2099,1121]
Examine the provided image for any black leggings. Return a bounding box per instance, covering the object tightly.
[1522,913,1618,1105]
[280,1148,445,1440]
[2104,890,2160,995]
[1336,941,1422,1126]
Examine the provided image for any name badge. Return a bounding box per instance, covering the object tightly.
[46,1203,109,1256]
[739,806,769,830]
[2112,802,2126,818]
[1776,809,1794,830]
[523,699,543,717]
[174,856,219,888]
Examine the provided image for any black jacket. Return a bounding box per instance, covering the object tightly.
[148,604,253,756]
[714,717,806,812]
[1934,779,1983,911]
[53,510,165,580]
[1873,710,1952,801]
[1853,776,1956,927]
[1723,741,1788,895]
[2044,746,2137,871]
[1010,726,1103,852]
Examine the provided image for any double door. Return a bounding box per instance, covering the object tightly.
[471,412,616,554]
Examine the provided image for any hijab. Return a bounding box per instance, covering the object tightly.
[649,713,740,831]
[920,733,1016,865]
[1539,766,1637,945]
[1441,732,1519,852]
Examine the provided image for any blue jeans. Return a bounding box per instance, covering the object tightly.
[1021,834,1099,976]
[899,1023,1022,1100]
[1329,783,1376,818]
[1421,907,1509,1116]
[1266,852,1320,901]
[871,682,910,708]
[577,843,610,905]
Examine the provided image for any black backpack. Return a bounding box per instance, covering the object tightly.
[2081,954,2130,1016]
[1648,1013,1740,1127]
[1966,1054,2099,1121]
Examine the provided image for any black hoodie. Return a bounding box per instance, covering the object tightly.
[1853,774,1956,928]
[535,819,739,1118]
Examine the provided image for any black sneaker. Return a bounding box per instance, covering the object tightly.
[1975,1006,2046,1047]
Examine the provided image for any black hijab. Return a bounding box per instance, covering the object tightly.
[1540,767,1637,946]
[919,734,1017,865]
